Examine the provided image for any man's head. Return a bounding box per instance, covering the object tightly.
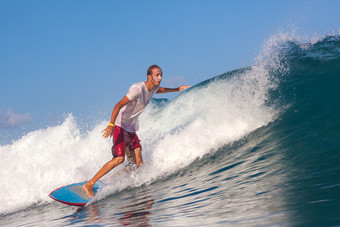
[147,64,162,87]
[147,65,162,77]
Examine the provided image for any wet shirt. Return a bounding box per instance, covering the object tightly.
[115,82,158,132]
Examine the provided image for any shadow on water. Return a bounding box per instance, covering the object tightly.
[62,188,155,226]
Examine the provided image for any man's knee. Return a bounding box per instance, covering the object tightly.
[114,156,125,165]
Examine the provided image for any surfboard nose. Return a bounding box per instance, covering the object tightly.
[49,181,104,206]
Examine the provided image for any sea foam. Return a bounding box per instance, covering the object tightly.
[0,32,299,214]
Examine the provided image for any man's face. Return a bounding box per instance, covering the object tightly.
[150,68,162,87]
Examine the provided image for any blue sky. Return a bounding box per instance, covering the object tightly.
[1,0,340,133]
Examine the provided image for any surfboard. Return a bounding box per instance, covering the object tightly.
[49,181,104,206]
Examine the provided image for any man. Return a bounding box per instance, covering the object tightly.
[83,65,190,198]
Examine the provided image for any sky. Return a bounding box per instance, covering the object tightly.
[1,0,340,136]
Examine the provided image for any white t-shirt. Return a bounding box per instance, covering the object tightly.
[115,82,158,132]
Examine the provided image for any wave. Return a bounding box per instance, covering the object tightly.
[1,32,340,215]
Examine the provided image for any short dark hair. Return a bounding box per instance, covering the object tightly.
[147,64,162,76]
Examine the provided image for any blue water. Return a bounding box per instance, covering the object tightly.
[1,33,340,226]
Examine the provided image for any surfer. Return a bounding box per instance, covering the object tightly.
[83,65,191,198]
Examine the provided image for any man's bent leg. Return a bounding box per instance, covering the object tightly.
[134,147,143,167]
[83,156,124,198]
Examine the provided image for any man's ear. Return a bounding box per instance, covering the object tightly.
[147,74,152,81]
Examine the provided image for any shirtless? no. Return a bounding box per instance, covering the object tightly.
[83,65,191,198]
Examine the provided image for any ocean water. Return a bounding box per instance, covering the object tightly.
[1,33,340,226]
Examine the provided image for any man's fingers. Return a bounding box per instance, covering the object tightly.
[101,128,110,138]
[179,85,191,91]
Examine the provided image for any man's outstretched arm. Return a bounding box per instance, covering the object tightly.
[156,85,191,94]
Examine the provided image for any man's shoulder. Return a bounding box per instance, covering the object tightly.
[131,81,145,87]
[126,82,144,99]
[130,81,145,89]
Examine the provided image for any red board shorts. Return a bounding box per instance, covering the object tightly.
[112,125,141,158]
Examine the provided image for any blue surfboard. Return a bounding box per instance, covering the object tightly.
[49,181,104,206]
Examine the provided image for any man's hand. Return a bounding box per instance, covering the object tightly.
[178,85,191,91]
[101,125,114,138]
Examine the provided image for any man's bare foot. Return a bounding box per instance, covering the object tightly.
[83,182,94,198]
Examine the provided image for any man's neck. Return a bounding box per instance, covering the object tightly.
[144,81,155,92]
